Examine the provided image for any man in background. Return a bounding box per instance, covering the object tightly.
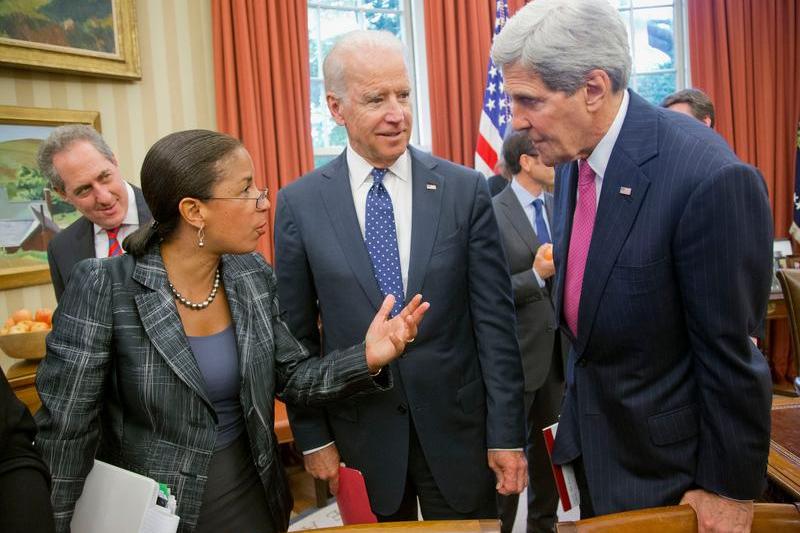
[494,130,567,533]
[494,1,772,531]
[661,88,715,127]
[275,30,526,522]
[37,125,152,301]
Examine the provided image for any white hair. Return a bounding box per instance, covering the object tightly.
[492,0,631,94]
[323,30,407,99]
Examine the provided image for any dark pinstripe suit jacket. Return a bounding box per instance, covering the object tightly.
[34,247,388,532]
[550,91,773,514]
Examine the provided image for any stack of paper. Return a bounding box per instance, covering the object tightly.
[71,460,180,533]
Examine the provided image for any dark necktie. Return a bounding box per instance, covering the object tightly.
[532,198,551,244]
[107,226,123,257]
[364,168,404,316]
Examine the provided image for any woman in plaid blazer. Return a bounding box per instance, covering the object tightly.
[34,130,427,533]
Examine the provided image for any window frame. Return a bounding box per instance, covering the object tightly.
[306,0,431,166]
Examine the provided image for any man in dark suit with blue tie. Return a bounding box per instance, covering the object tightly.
[494,130,567,533]
[275,30,527,522]
[493,1,773,532]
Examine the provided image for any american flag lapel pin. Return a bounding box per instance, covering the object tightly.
[426,183,437,191]
[619,186,632,196]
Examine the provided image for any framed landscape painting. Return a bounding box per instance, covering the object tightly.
[0,105,101,290]
[0,0,140,79]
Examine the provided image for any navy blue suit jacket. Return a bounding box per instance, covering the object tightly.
[550,91,773,514]
[274,147,525,515]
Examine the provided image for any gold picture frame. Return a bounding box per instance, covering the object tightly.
[0,0,141,80]
[0,105,101,290]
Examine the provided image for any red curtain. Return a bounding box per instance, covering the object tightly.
[424,0,527,167]
[688,0,800,386]
[212,0,314,261]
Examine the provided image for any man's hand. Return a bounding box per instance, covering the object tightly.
[488,450,528,495]
[533,243,555,280]
[680,488,753,533]
[303,444,341,495]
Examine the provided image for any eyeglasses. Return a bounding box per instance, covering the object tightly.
[207,188,269,210]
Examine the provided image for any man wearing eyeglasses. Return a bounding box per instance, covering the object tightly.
[37,124,152,301]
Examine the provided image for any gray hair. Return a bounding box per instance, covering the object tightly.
[36,124,115,192]
[323,30,407,99]
[661,88,715,127]
[492,0,631,94]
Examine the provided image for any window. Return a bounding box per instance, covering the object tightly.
[614,0,689,105]
[307,0,429,168]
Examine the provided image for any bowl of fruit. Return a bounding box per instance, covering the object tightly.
[0,308,53,360]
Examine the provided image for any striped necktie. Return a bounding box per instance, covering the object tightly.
[107,226,123,257]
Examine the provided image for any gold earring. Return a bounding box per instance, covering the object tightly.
[197,226,205,247]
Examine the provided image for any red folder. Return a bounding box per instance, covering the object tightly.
[336,465,377,524]
[542,422,580,512]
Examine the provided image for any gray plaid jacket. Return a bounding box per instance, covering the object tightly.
[35,247,388,532]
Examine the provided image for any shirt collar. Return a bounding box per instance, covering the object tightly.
[347,143,410,191]
[93,181,139,235]
[510,177,545,206]
[586,89,630,179]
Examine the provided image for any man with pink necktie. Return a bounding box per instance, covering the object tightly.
[494,1,772,532]
[37,125,152,301]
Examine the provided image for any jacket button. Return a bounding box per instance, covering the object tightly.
[577,358,588,367]
[257,453,268,468]
[397,404,408,414]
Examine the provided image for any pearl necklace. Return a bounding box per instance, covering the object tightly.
[169,269,220,310]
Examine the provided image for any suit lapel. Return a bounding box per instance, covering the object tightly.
[76,217,96,260]
[133,251,214,412]
[221,258,254,378]
[553,162,578,336]
[320,152,384,311]
[497,185,541,256]
[406,147,443,299]
[574,92,657,355]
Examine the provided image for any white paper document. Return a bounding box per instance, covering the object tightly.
[71,460,180,533]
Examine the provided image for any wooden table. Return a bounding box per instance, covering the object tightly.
[769,395,800,499]
[311,520,500,532]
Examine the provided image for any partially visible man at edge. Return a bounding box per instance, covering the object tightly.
[37,125,152,301]
[275,30,527,522]
[493,1,772,532]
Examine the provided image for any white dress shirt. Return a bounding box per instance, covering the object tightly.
[580,89,630,204]
[93,182,140,258]
[347,144,413,294]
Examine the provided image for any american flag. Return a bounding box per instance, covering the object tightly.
[475,0,512,177]
[791,121,800,242]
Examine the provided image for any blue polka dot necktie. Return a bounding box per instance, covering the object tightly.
[365,168,404,316]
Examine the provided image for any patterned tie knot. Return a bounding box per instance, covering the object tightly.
[107,226,120,239]
[107,225,123,257]
[578,160,596,186]
[371,168,389,185]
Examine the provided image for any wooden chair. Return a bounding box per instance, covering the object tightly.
[776,269,800,396]
[555,503,800,532]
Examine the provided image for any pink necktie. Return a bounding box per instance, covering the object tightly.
[107,226,123,257]
[563,161,597,337]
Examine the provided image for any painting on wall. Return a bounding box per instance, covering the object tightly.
[0,0,140,79]
[0,105,101,290]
